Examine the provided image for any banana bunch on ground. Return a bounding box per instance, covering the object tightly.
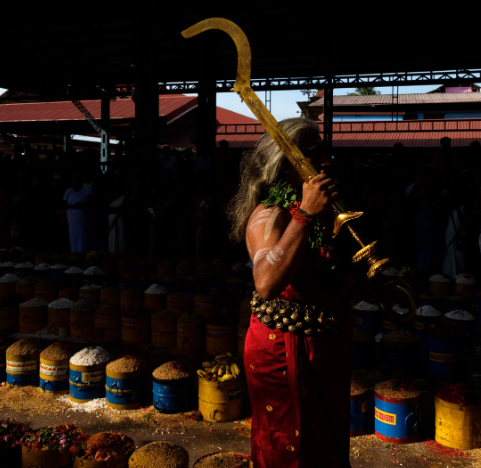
[197,353,241,382]
[85,251,98,261]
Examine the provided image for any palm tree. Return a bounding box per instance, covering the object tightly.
[347,87,381,96]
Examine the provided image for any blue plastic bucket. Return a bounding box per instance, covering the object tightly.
[84,274,105,286]
[351,342,375,370]
[353,310,381,336]
[153,377,192,414]
[39,357,69,394]
[49,268,66,283]
[374,390,421,444]
[350,391,369,436]
[106,370,142,392]
[382,319,409,336]
[105,386,142,409]
[6,353,39,388]
[411,315,442,340]
[69,363,106,403]
[426,336,461,378]
[40,377,69,393]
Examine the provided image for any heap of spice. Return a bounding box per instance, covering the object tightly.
[75,431,134,461]
[153,361,191,380]
[7,338,40,356]
[375,379,421,399]
[436,382,481,406]
[22,424,89,452]
[129,442,189,468]
[40,342,72,362]
[351,376,369,396]
[0,418,31,449]
[107,355,143,374]
[194,452,250,468]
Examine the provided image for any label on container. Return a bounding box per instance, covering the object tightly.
[122,319,137,329]
[375,408,396,426]
[429,352,458,363]
[39,363,68,376]
[362,401,368,413]
[81,370,105,383]
[6,359,37,373]
[228,387,242,400]
[354,317,363,325]
[413,322,423,330]
[382,321,396,330]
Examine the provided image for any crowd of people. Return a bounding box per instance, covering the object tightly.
[0,135,479,280]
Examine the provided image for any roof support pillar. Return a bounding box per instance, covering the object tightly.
[101,93,110,173]
[197,34,217,158]
[323,78,333,156]
[63,133,72,157]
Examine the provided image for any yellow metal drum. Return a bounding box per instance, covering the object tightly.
[198,375,242,422]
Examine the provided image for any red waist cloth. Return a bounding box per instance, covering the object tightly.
[244,286,353,468]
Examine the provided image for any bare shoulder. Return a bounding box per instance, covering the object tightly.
[246,203,291,249]
[247,204,290,230]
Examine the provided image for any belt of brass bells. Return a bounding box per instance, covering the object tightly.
[250,291,339,335]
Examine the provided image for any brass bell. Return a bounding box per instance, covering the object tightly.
[266,306,275,315]
[304,313,315,324]
[256,312,264,320]
[279,308,287,316]
[291,311,300,321]
[283,317,292,325]
[316,328,325,334]
[262,315,273,326]
[273,314,280,322]
[288,325,298,333]
[251,300,259,307]
[304,328,314,335]
[296,321,305,330]
[318,312,325,325]
[276,322,285,330]
[260,304,267,311]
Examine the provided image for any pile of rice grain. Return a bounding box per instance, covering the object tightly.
[153,361,191,380]
[20,298,48,308]
[48,298,74,309]
[65,266,84,275]
[80,284,103,291]
[455,273,477,285]
[0,274,20,283]
[145,284,168,295]
[70,346,110,366]
[14,262,33,269]
[40,342,72,361]
[375,379,421,399]
[445,310,475,321]
[17,276,36,285]
[7,338,40,356]
[129,442,188,468]
[392,304,409,315]
[34,263,50,271]
[50,264,69,270]
[71,299,95,312]
[107,356,143,374]
[353,301,379,312]
[416,305,441,317]
[194,452,250,468]
[84,266,103,276]
[429,274,450,283]
[0,262,14,268]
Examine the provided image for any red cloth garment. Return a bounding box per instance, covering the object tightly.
[244,284,353,468]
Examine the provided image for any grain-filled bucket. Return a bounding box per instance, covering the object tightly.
[434,383,481,450]
[73,432,134,468]
[83,266,104,286]
[79,284,103,309]
[95,306,121,343]
[48,263,69,283]
[121,310,149,345]
[34,279,58,304]
[176,261,195,277]
[193,294,215,321]
[350,378,369,437]
[0,273,20,299]
[198,374,242,422]
[185,276,206,296]
[39,342,72,394]
[13,262,34,279]
[237,320,250,359]
[206,322,237,356]
[428,274,451,298]
[15,276,36,301]
[166,293,193,316]
[426,335,462,378]
[105,356,143,410]
[151,310,178,348]
[0,261,14,277]
[152,361,193,413]
[177,313,204,352]
[193,452,250,467]
[70,299,95,340]
[6,338,40,388]
[411,305,442,340]
[128,442,189,468]
[120,288,144,315]
[100,287,120,308]
[59,286,79,303]
[21,424,86,468]
[455,273,478,298]
[382,330,419,375]
[33,263,50,279]
[156,260,176,281]
[19,297,48,334]
[69,346,110,403]
[374,379,422,444]
[64,266,85,287]
[161,276,185,294]
[144,284,168,312]
[443,310,476,339]
[352,301,382,336]
[0,293,23,335]
[48,298,74,337]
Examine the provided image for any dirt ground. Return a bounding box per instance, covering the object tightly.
[1,337,480,467]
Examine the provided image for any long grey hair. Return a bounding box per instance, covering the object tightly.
[227,117,319,243]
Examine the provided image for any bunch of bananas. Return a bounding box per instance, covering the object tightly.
[85,251,98,261]
[197,353,241,382]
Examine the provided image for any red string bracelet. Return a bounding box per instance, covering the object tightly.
[289,205,313,226]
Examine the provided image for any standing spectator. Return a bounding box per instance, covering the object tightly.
[64,175,91,253]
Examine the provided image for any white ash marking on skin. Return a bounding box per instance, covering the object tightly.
[246,237,253,254]
[266,246,285,264]
[253,248,271,266]
[264,207,281,241]
[248,208,276,230]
